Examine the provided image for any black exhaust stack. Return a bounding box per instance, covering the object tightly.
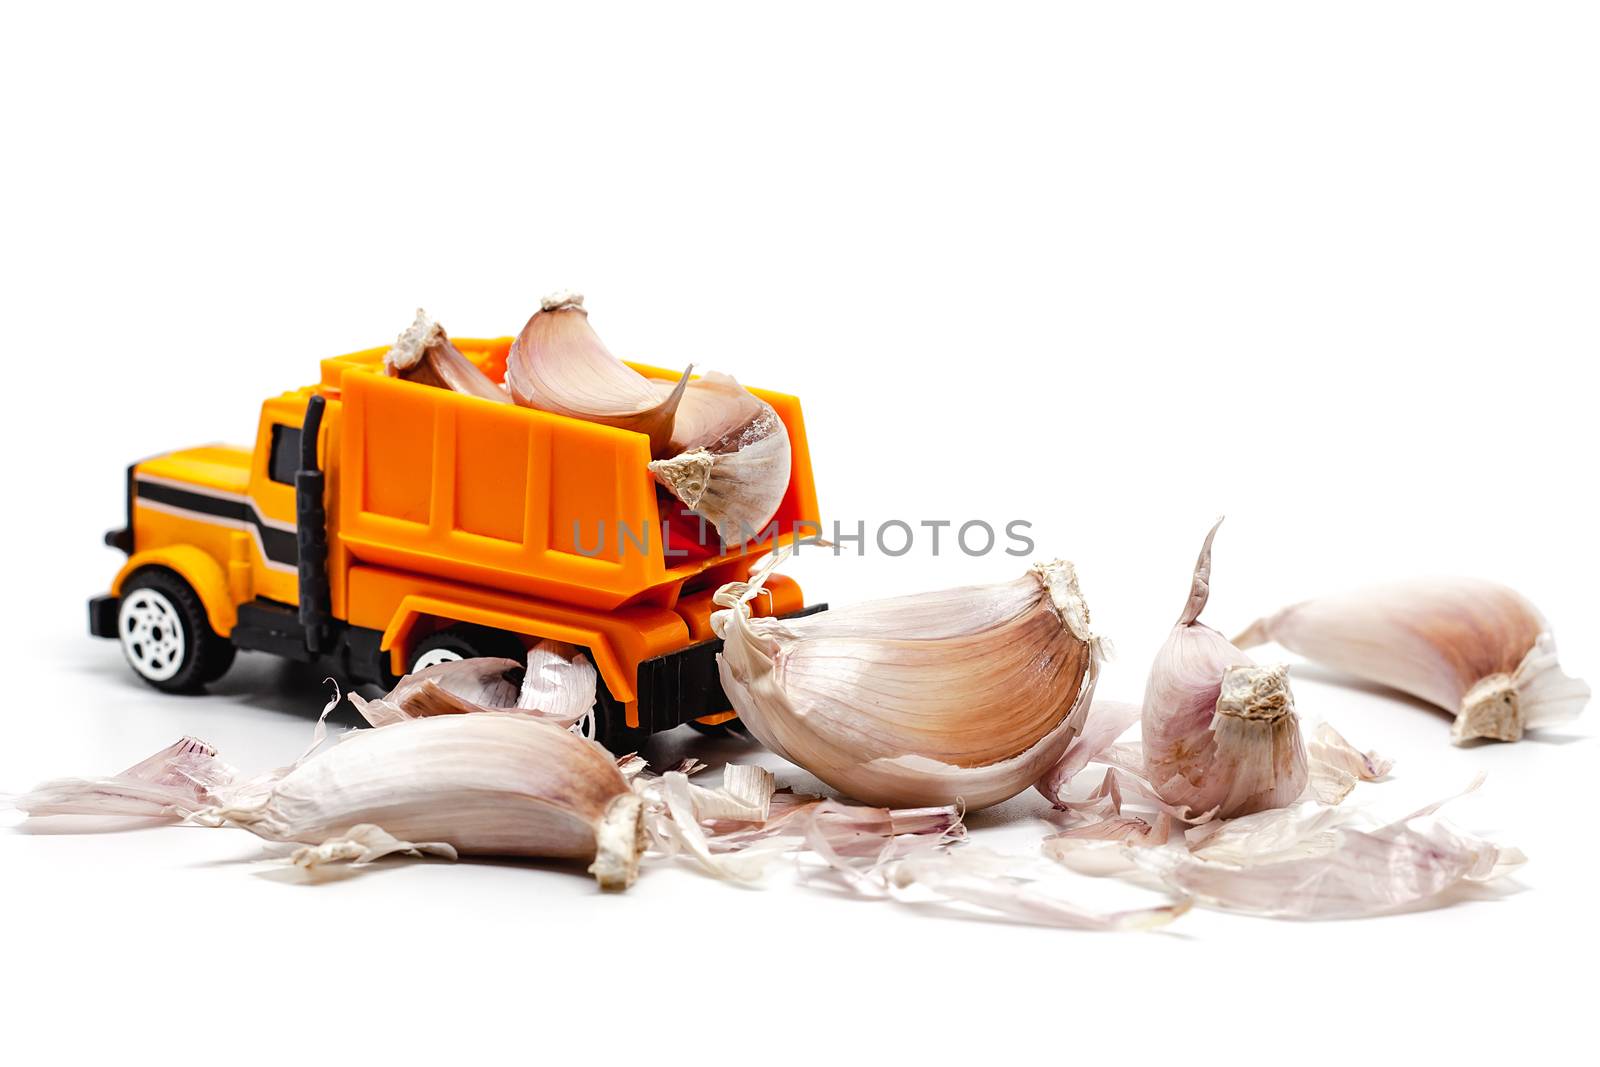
[296,395,332,654]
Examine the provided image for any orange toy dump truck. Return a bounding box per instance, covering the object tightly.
[89,336,821,749]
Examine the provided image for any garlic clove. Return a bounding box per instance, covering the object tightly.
[348,641,597,733]
[205,715,646,889]
[1141,521,1308,819]
[1233,579,1590,743]
[647,372,792,546]
[711,553,1102,810]
[504,291,690,458]
[384,310,511,403]
[654,371,764,455]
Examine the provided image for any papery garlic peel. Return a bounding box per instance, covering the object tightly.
[1141,521,1308,819]
[711,554,1102,810]
[647,372,792,545]
[385,309,510,404]
[505,291,690,458]
[1234,578,1589,743]
[205,715,645,889]
[348,641,596,732]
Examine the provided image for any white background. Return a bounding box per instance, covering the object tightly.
[2,2,1596,1063]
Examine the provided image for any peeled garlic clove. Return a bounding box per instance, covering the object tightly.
[504,291,690,458]
[1142,522,1308,820]
[348,641,596,731]
[648,372,792,546]
[711,554,1102,810]
[384,310,510,403]
[1234,579,1589,743]
[207,715,645,889]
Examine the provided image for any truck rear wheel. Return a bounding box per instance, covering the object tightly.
[118,568,236,693]
[406,625,528,674]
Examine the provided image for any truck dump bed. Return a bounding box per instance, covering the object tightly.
[319,338,818,614]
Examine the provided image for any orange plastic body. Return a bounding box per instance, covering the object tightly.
[112,337,818,725]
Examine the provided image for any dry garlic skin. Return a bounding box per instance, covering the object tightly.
[348,642,596,729]
[237,715,632,861]
[714,560,1100,810]
[1235,578,1589,742]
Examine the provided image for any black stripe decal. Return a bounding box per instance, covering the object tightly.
[135,481,300,566]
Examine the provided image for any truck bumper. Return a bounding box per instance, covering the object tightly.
[624,602,828,738]
[89,594,121,638]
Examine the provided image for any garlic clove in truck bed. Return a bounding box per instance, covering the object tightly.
[505,291,690,458]
[649,371,792,547]
[384,309,510,403]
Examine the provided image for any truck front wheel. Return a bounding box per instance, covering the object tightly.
[117,568,236,693]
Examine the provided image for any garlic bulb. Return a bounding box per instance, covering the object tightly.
[1234,579,1589,743]
[1142,522,1307,819]
[349,641,596,732]
[384,310,510,403]
[505,291,690,458]
[647,372,792,546]
[711,554,1102,810]
[206,715,645,889]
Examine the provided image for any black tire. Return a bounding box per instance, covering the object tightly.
[405,625,528,675]
[588,667,634,754]
[117,567,236,693]
[688,718,745,739]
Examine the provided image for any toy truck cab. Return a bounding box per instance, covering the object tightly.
[90,336,820,750]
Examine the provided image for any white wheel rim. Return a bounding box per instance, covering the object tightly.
[412,647,464,672]
[119,589,187,682]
